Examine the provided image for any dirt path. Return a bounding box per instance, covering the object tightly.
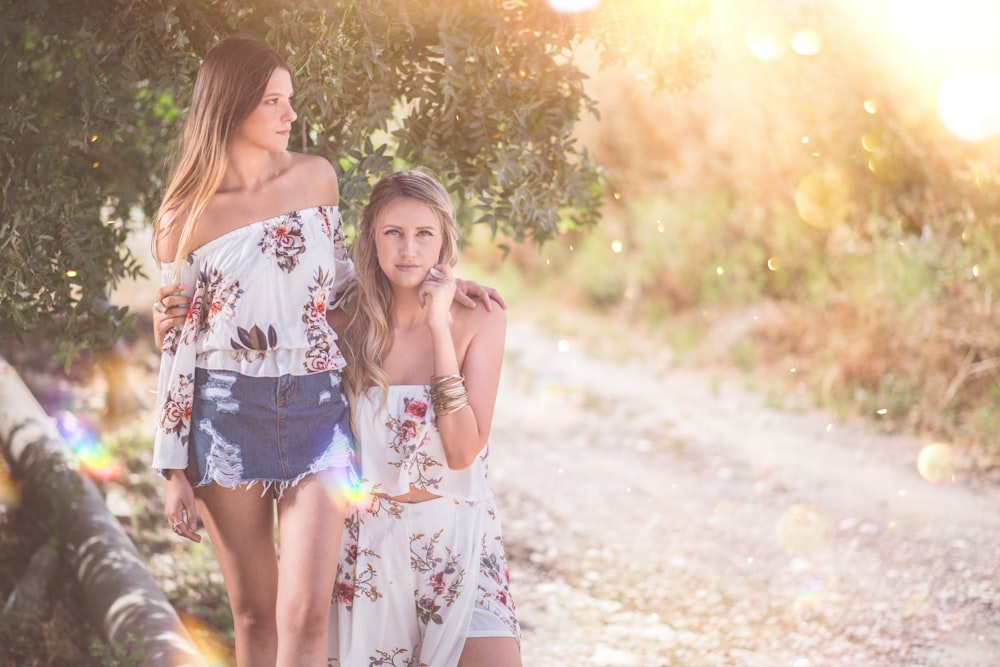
[489,320,1000,667]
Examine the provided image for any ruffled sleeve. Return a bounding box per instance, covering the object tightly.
[151,258,201,471]
[324,207,356,310]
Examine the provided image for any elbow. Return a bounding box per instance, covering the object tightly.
[445,453,478,471]
[444,440,487,471]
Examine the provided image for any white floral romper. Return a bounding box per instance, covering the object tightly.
[152,205,357,493]
[328,385,520,667]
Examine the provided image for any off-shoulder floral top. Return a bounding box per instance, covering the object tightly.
[152,205,355,470]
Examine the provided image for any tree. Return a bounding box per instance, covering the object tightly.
[0,0,710,363]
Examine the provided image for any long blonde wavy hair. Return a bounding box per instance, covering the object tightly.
[340,170,461,413]
[153,36,288,270]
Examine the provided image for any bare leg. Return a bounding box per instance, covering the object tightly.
[274,470,349,666]
[195,483,279,667]
[459,637,522,667]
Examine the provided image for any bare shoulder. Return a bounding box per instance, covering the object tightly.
[452,299,507,339]
[286,152,339,205]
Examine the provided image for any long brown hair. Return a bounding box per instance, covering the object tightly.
[153,36,288,269]
[341,169,460,411]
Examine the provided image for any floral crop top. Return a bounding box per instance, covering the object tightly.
[354,385,492,502]
[152,205,355,470]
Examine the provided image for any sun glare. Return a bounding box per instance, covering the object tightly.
[546,0,600,13]
[938,65,1000,141]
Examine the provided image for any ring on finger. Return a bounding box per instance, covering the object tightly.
[154,299,167,314]
[171,520,184,530]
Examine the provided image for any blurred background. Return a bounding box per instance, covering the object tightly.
[471,0,1000,459]
[1,0,999,664]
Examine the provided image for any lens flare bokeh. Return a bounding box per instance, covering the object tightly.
[54,409,124,482]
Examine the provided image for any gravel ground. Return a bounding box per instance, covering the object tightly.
[4,310,998,666]
[489,320,1000,667]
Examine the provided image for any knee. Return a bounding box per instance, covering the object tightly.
[277,597,330,644]
[232,604,277,638]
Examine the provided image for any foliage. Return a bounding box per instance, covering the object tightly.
[0,0,711,365]
[490,1,1000,453]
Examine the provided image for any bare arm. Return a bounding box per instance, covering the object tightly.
[423,266,506,470]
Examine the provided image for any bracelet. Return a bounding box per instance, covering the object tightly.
[430,374,469,416]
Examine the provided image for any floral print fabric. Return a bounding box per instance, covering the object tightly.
[352,385,491,501]
[327,385,519,666]
[153,205,354,470]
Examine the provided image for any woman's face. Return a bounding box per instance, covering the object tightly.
[374,197,444,290]
[233,67,296,152]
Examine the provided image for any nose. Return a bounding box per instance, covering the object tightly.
[283,101,297,123]
[400,235,417,258]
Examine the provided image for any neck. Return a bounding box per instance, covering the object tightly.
[219,148,282,193]
[390,287,427,330]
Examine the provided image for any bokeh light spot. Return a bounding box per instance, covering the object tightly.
[55,411,123,482]
[776,503,831,556]
[794,168,848,228]
[611,240,623,253]
[917,442,954,483]
[938,65,1000,141]
[791,28,822,56]
[767,257,779,271]
[864,99,878,114]
[745,19,788,61]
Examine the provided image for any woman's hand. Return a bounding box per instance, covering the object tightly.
[421,265,457,323]
[164,471,201,543]
[453,277,506,312]
[153,284,190,351]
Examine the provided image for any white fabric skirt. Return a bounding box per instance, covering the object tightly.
[328,493,519,666]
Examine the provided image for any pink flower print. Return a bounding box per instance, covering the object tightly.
[335,580,354,605]
[405,399,428,419]
[399,419,419,443]
[428,571,447,596]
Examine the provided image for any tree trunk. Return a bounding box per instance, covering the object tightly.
[0,355,207,667]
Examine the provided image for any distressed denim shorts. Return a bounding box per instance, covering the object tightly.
[188,367,357,496]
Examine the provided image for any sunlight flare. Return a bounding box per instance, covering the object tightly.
[937,65,1000,141]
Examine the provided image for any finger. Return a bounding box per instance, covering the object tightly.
[185,505,199,532]
[174,524,201,543]
[452,290,476,309]
[485,287,506,310]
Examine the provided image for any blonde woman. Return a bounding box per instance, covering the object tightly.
[150,38,501,665]
[328,170,521,667]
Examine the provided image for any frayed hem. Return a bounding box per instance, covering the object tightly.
[193,464,357,500]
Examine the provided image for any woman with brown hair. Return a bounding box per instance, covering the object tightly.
[150,37,501,665]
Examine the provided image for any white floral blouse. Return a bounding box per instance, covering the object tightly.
[353,385,492,501]
[152,205,355,470]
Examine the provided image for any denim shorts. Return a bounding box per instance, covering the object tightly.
[187,367,357,496]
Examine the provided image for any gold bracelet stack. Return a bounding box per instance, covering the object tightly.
[430,374,469,416]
